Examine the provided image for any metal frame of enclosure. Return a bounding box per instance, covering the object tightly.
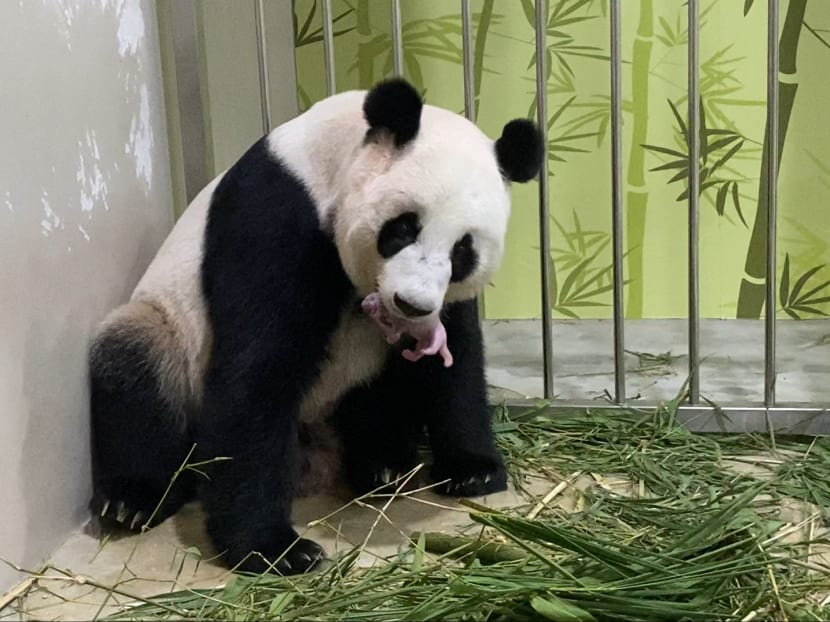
[253,0,828,434]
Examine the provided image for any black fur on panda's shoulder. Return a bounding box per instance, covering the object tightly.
[495,119,544,183]
[363,78,423,147]
[197,136,354,573]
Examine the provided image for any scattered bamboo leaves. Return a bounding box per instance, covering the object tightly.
[13,402,827,621]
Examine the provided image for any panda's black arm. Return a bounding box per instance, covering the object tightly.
[403,299,507,497]
[195,137,352,574]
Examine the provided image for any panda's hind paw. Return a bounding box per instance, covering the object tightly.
[433,457,508,498]
[90,493,152,533]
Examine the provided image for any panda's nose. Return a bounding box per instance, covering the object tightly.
[393,293,433,318]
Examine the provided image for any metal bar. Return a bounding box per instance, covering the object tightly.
[461,0,474,121]
[501,399,830,436]
[535,0,554,399]
[687,0,701,404]
[765,0,779,407]
[253,0,272,134]
[391,0,404,76]
[321,0,336,95]
[461,0,486,320]
[609,0,625,404]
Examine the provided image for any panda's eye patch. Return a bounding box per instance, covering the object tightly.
[450,233,478,282]
[377,211,421,258]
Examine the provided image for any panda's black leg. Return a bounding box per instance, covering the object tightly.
[196,333,327,576]
[404,299,507,498]
[89,326,197,533]
[334,373,424,497]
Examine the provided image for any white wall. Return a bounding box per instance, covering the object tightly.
[0,0,173,592]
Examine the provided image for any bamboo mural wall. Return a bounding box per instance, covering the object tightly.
[292,0,830,322]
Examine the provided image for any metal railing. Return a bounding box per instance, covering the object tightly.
[261,0,828,434]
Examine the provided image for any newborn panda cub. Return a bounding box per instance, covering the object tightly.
[88,78,544,575]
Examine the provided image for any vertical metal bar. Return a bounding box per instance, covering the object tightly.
[391,0,404,76]
[461,0,475,121]
[253,0,272,134]
[765,0,779,407]
[461,0,486,321]
[609,0,625,404]
[535,0,554,399]
[321,0,336,95]
[687,0,701,404]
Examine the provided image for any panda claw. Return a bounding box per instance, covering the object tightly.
[130,512,144,531]
[484,474,492,484]
[381,468,394,485]
[115,502,128,523]
[99,499,110,518]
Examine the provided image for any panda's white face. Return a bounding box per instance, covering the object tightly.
[269,80,541,330]
[333,105,511,325]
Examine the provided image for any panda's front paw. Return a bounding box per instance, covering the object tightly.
[234,536,326,576]
[432,454,507,498]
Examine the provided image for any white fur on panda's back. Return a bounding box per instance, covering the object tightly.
[127,174,223,410]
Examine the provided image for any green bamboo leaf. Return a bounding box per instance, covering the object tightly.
[790,305,829,317]
[531,595,597,622]
[559,256,596,303]
[707,135,741,152]
[651,160,688,172]
[743,0,755,16]
[556,0,594,22]
[553,305,581,319]
[780,253,791,307]
[789,265,825,304]
[783,307,801,320]
[669,167,690,184]
[699,97,708,164]
[642,144,687,159]
[569,282,616,304]
[731,182,748,228]
[795,280,830,305]
[667,99,688,141]
[297,0,317,42]
[403,52,424,92]
[715,182,729,217]
[708,140,743,175]
[799,295,830,306]
[520,0,535,28]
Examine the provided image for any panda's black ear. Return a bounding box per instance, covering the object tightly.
[495,119,544,183]
[363,78,423,148]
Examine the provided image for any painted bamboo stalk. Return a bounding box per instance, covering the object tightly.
[736,0,807,319]
[624,0,654,318]
[355,0,374,86]
[472,0,495,121]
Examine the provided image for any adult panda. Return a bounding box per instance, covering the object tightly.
[88,78,543,575]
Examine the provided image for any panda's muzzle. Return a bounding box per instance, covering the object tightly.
[393,293,434,318]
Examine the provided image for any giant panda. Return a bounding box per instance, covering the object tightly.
[88,78,543,575]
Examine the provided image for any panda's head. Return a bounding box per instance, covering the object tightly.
[332,78,543,325]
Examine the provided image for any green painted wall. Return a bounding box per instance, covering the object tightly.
[293,0,830,322]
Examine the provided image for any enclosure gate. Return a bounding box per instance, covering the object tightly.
[249,1,828,434]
